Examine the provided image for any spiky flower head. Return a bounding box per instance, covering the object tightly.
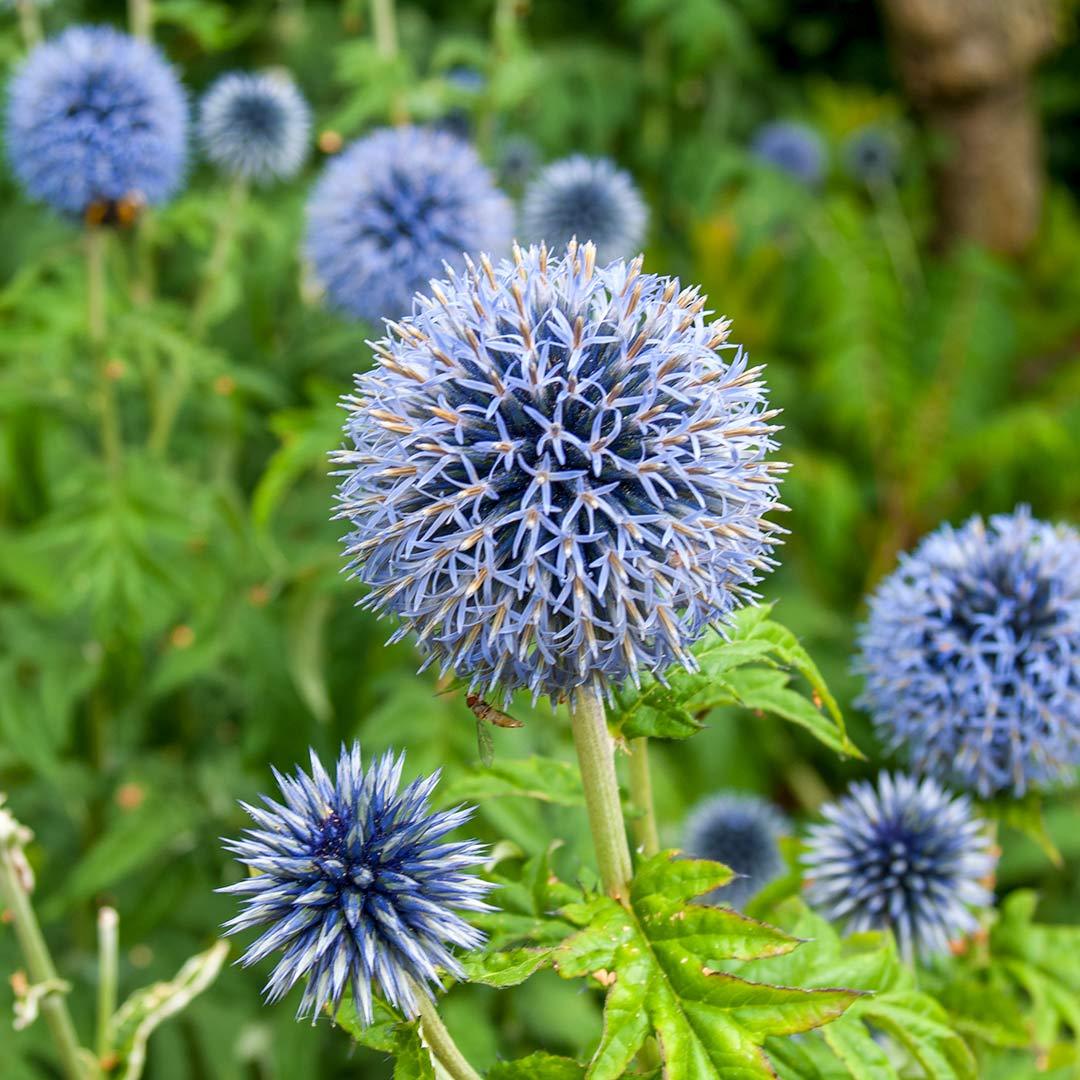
[858,508,1080,798]
[305,125,513,322]
[198,70,310,185]
[5,25,187,218]
[843,125,900,186]
[334,241,786,703]
[804,772,996,960]
[521,155,647,263]
[751,121,826,186]
[683,793,787,909]
[221,744,493,1024]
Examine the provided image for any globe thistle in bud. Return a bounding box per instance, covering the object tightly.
[751,121,826,187]
[683,793,787,909]
[5,25,187,219]
[804,772,996,960]
[843,125,900,187]
[858,508,1080,798]
[221,744,493,1024]
[521,155,647,263]
[305,125,513,322]
[198,70,310,185]
[334,241,786,703]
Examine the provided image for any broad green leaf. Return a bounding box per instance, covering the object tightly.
[334,997,401,1053]
[393,1021,436,1080]
[441,756,584,807]
[488,1051,587,1079]
[461,946,555,988]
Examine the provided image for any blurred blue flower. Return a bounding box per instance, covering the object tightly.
[5,25,187,218]
[858,508,1080,798]
[683,793,787,909]
[222,744,492,1025]
[334,241,786,702]
[843,125,900,186]
[751,121,826,186]
[306,125,512,322]
[198,70,310,185]
[804,772,996,960]
[521,155,647,262]
[496,134,538,190]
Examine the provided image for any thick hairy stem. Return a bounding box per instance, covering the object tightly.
[96,908,119,1061]
[627,737,661,857]
[414,991,482,1080]
[86,228,121,475]
[570,690,634,900]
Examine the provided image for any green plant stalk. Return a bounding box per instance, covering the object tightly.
[370,0,408,123]
[86,227,122,476]
[414,991,482,1080]
[627,737,660,857]
[128,0,152,39]
[570,690,634,900]
[15,0,42,47]
[96,907,118,1060]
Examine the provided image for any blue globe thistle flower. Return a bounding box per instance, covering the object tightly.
[334,241,786,702]
[750,121,826,187]
[804,772,996,960]
[5,25,187,218]
[221,744,493,1024]
[521,155,648,263]
[305,125,513,323]
[497,134,539,190]
[858,508,1080,798]
[843,126,900,187]
[198,70,310,185]
[683,793,787,909]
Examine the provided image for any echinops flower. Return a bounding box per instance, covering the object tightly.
[521,155,647,263]
[5,25,187,218]
[305,125,513,322]
[222,744,492,1024]
[843,125,900,186]
[683,793,787,909]
[751,121,826,186]
[858,508,1080,798]
[804,772,996,960]
[334,241,786,702]
[198,70,310,184]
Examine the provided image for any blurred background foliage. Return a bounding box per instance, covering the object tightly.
[1,0,1078,1076]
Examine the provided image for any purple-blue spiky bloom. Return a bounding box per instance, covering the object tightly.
[521,155,647,263]
[843,125,900,186]
[683,793,787,909]
[804,772,996,961]
[5,25,187,218]
[198,71,310,185]
[333,241,786,703]
[858,508,1080,798]
[751,121,826,186]
[305,125,513,323]
[221,744,493,1025]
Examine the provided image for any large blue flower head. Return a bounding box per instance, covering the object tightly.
[5,25,187,218]
[221,744,493,1024]
[334,241,786,703]
[198,70,310,185]
[804,772,996,960]
[683,793,787,909]
[305,125,513,323]
[858,508,1080,798]
[750,121,826,186]
[521,155,648,263]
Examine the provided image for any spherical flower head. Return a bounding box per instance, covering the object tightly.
[683,793,787,909]
[305,125,513,323]
[751,121,826,186]
[521,155,648,263]
[804,772,996,961]
[858,507,1080,798]
[221,744,493,1024]
[5,25,187,218]
[198,70,310,185]
[334,241,786,703]
[497,134,539,190]
[843,125,900,186]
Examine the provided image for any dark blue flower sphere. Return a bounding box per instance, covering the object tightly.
[334,241,786,702]
[305,125,513,322]
[858,508,1080,798]
[804,772,996,960]
[5,25,187,218]
[843,126,900,186]
[683,793,787,909]
[751,121,826,186]
[198,71,310,185]
[521,155,647,263]
[222,744,493,1024]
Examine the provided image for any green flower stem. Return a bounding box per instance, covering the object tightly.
[570,690,634,900]
[15,0,42,48]
[371,0,408,123]
[86,227,122,476]
[414,991,482,1080]
[627,737,661,857]
[95,907,118,1060]
[128,0,153,39]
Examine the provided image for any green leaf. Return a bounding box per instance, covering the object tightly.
[488,1052,587,1079]
[334,997,402,1053]
[393,1022,436,1080]
[981,795,1062,867]
[460,946,555,988]
[441,756,584,806]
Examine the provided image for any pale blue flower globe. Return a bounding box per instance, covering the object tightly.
[751,121,826,186]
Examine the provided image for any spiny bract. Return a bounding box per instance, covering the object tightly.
[858,507,1080,798]
[803,772,996,960]
[221,744,492,1025]
[5,25,187,217]
[305,125,513,322]
[334,241,786,703]
[751,121,826,186]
